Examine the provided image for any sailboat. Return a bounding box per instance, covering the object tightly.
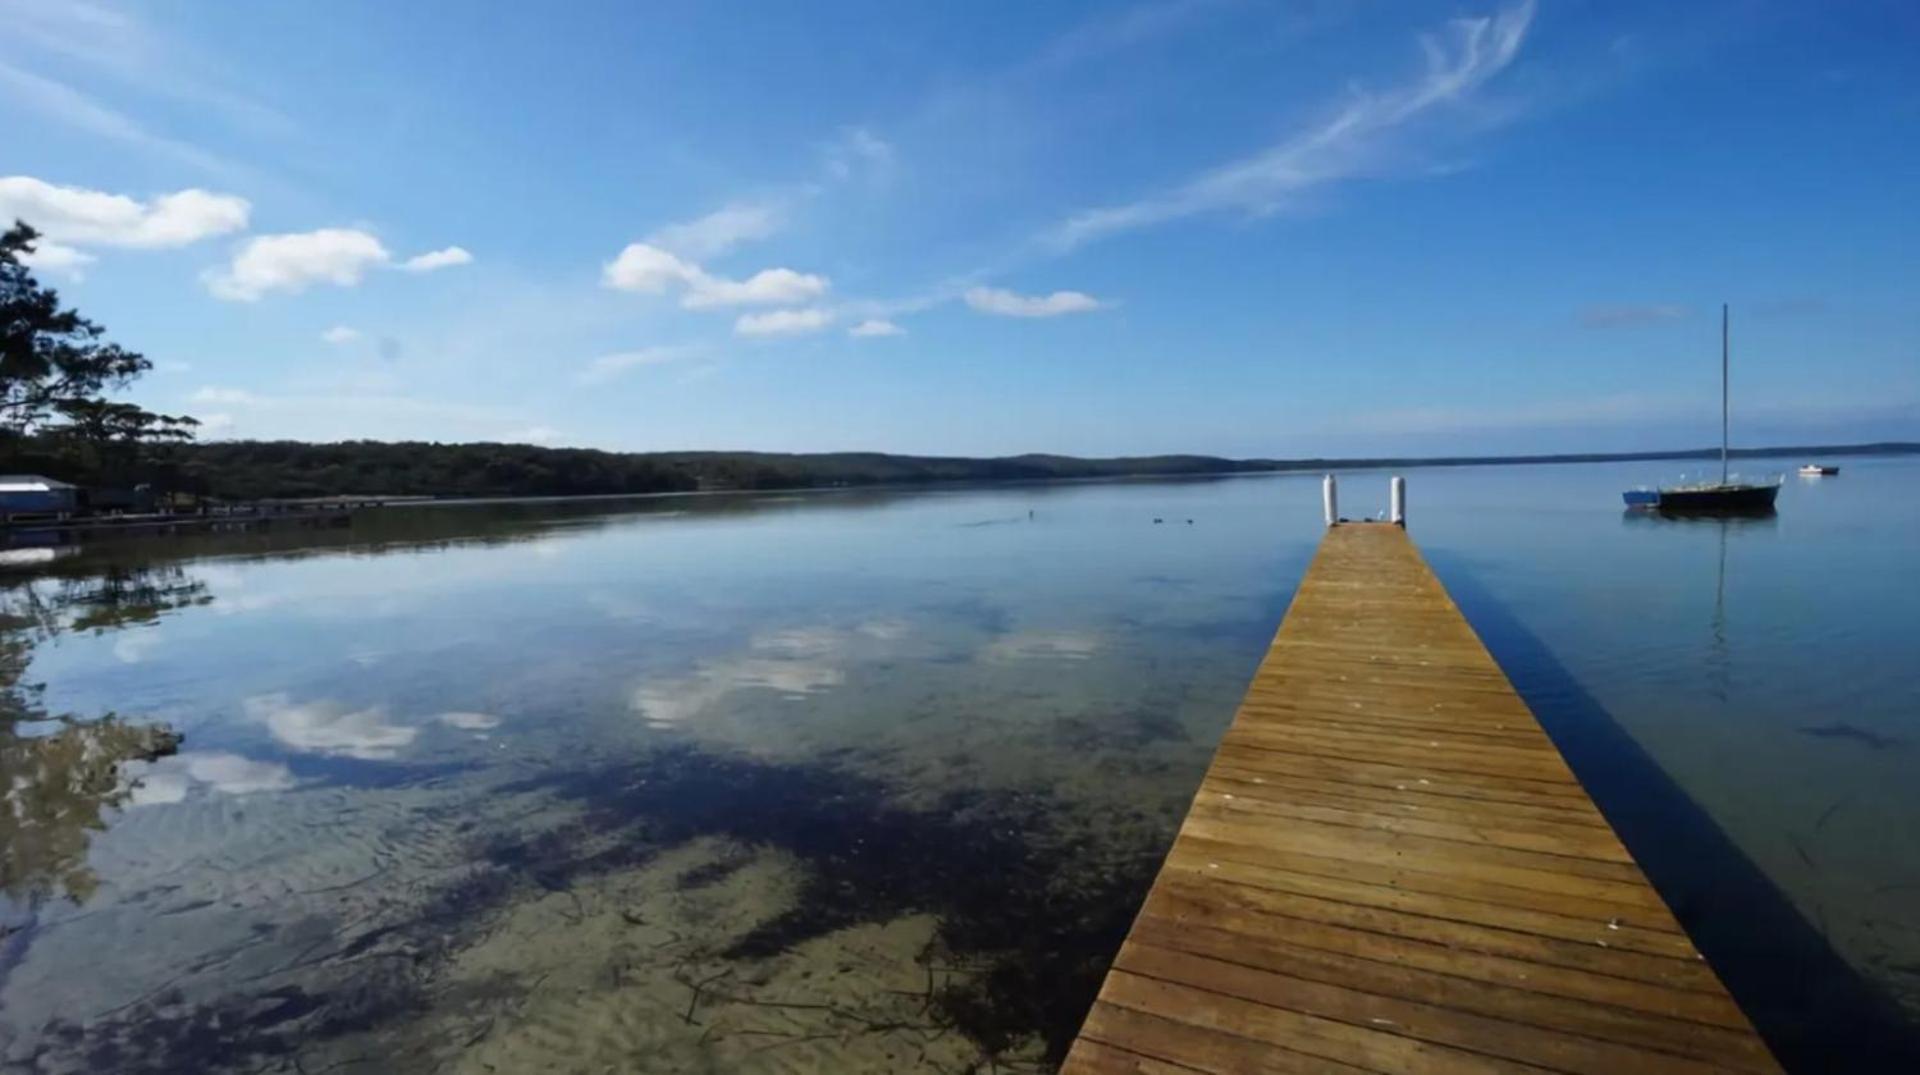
[1622,304,1781,514]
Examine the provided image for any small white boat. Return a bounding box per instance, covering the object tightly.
[1798,465,1839,476]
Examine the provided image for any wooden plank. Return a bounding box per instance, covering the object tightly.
[1062,524,1779,1074]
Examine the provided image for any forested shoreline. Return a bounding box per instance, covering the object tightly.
[8,437,1913,503]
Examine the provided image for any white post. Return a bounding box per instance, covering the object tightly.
[1390,475,1406,527]
[1322,474,1339,527]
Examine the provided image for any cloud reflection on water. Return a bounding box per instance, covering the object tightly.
[629,625,896,728]
[244,693,419,760]
[127,751,297,806]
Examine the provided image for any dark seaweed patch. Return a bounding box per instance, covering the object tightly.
[490,744,1170,1063]
[26,742,1173,1070]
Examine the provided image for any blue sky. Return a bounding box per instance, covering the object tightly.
[4,0,1916,457]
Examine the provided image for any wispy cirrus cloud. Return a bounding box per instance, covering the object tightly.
[0,59,237,176]
[577,346,694,384]
[649,202,783,260]
[4,0,291,138]
[1043,1,1536,251]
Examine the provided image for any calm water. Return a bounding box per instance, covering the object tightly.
[2,458,1916,1071]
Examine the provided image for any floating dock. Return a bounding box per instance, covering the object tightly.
[1064,522,1779,1073]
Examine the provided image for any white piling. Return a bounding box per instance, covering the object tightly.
[1390,475,1407,527]
[1323,474,1339,527]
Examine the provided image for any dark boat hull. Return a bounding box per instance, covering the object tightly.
[1636,482,1780,515]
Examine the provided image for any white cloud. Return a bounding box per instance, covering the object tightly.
[849,319,905,338]
[602,240,828,309]
[18,238,94,279]
[400,245,473,272]
[204,228,391,301]
[602,242,698,294]
[195,412,234,435]
[735,308,832,336]
[650,202,782,259]
[244,692,418,761]
[202,229,472,300]
[0,175,249,248]
[683,267,828,309]
[823,126,896,183]
[1045,1,1535,250]
[190,386,261,405]
[577,346,690,384]
[436,711,502,731]
[964,286,1104,317]
[503,425,562,445]
[321,325,362,345]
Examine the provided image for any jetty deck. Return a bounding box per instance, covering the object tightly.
[1063,523,1779,1074]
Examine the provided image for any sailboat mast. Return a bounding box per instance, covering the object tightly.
[1728,305,1743,485]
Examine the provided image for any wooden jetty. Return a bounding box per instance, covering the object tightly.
[1064,520,1780,1073]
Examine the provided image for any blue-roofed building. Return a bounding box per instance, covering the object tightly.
[0,475,80,517]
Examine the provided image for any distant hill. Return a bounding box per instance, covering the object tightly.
[130,438,1920,501]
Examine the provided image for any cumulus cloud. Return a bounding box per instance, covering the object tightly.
[205,228,391,301]
[602,242,696,294]
[683,267,828,309]
[1045,2,1535,250]
[400,245,473,272]
[320,325,361,345]
[649,202,782,259]
[244,692,418,760]
[964,286,1104,318]
[735,308,832,336]
[601,241,829,310]
[204,229,474,300]
[0,175,249,247]
[849,318,904,338]
[18,237,94,279]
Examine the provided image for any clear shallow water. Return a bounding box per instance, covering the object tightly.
[1,459,1916,1071]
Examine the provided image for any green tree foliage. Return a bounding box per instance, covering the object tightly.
[156,442,1288,500]
[1,220,196,483]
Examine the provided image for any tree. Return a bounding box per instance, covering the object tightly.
[2,220,197,483]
